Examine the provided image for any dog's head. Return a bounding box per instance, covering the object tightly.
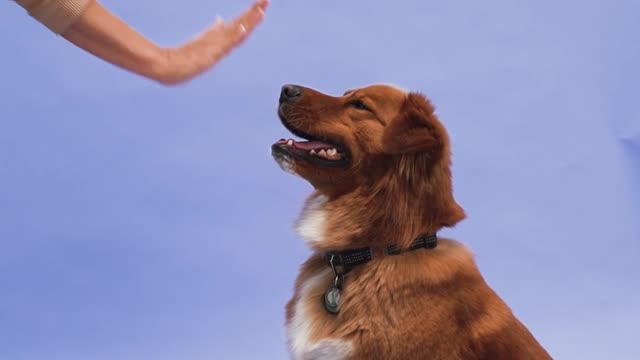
[272,83,464,231]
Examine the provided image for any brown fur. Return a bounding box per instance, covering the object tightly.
[276,84,551,359]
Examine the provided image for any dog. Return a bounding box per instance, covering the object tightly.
[271,83,552,360]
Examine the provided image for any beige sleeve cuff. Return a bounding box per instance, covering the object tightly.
[16,0,95,35]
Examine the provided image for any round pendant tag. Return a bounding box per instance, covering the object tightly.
[324,287,341,314]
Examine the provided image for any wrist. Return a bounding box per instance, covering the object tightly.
[148,48,193,86]
[140,46,174,85]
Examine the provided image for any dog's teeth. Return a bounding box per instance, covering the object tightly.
[310,149,316,155]
[327,148,337,156]
[318,149,327,157]
[286,139,294,146]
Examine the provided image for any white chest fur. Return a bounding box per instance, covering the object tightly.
[295,194,328,246]
[286,269,353,360]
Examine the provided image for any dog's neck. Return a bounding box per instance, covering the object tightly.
[295,162,465,252]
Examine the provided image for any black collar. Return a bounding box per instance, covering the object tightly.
[324,233,438,274]
[321,234,438,314]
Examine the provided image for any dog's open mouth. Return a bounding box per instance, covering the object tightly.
[272,115,350,168]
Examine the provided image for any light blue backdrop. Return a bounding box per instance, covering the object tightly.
[1,0,638,359]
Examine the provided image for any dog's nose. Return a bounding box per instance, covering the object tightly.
[280,84,302,103]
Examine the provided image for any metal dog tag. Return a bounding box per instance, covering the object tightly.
[325,254,344,314]
[324,286,341,314]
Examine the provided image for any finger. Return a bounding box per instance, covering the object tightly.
[180,0,268,68]
[226,1,267,37]
[196,0,267,44]
[188,15,224,44]
[221,14,262,47]
[256,0,269,14]
[213,16,224,29]
[243,1,268,27]
[248,0,270,14]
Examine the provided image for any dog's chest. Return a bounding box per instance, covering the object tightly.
[295,194,328,247]
[286,269,353,360]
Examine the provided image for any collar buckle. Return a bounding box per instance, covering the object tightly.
[326,252,345,273]
[327,252,345,290]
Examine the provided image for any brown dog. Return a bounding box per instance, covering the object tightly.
[271,84,552,360]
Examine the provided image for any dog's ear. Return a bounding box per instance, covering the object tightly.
[382,92,443,155]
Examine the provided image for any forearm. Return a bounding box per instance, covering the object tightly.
[60,1,165,82]
[15,0,164,80]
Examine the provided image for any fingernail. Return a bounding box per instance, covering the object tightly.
[240,24,247,33]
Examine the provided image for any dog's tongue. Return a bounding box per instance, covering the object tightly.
[276,138,334,150]
[293,140,333,150]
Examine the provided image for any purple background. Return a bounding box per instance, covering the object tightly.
[1,0,638,358]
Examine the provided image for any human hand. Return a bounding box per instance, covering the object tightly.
[156,0,269,85]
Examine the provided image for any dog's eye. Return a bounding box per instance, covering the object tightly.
[349,99,370,111]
